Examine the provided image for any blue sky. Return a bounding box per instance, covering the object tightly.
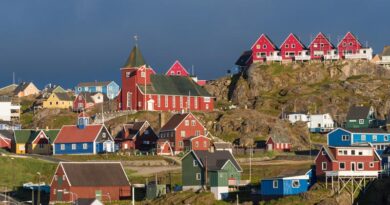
[0,0,389,89]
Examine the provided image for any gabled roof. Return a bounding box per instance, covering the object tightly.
[13,82,37,95]
[308,32,335,48]
[346,105,372,120]
[280,33,306,49]
[381,46,390,56]
[165,60,190,75]
[213,142,232,149]
[276,168,311,178]
[53,93,73,101]
[191,150,242,172]
[344,127,387,134]
[123,45,147,68]
[160,113,190,132]
[0,130,14,140]
[337,32,362,47]
[13,129,60,144]
[116,121,151,140]
[0,84,17,95]
[251,34,278,49]
[60,162,130,187]
[268,135,290,144]
[54,124,106,143]
[77,81,112,87]
[76,92,109,103]
[138,75,212,97]
[235,50,252,66]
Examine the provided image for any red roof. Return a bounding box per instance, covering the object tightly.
[54,124,103,143]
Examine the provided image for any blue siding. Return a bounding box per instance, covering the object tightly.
[353,133,388,144]
[261,170,314,196]
[74,81,119,100]
[282,179,310,195]
[328,129,352,147]
[96,142,104,153]
[261,179,284,195]
[54,142,94,155]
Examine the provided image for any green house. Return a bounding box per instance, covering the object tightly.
[181,150,242,200]
[345,106,378,129]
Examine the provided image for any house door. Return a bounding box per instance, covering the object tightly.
[104,141,112,152]
[57,190,63,201]
[147,99,154,111]
[267,144,273,151]
[351,162,356,171]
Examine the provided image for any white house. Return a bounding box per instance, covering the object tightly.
[286,113,310,124]
[0,96,20,121]
[307,113,334,133]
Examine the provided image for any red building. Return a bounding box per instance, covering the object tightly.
[251,34,280,63]
[156,139,173,156]
[337,32,363,59]
[280,33,308,61]
[315,145,381,177]
[73,92,107,112]
[166,60,190,76]
[265,135,291,152]
[49,162,131,203]
[114,121,158,152]
[0,130,12,150]
[119,45,214,112]
[158,112,207,155]
[184,135,211,151]
[309,32,335,60]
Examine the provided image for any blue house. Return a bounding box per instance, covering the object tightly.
[53,113,115,155]
[75,81,120,100]
[327,127,390,154]
[381,146,390,172]
[260,168,315,197]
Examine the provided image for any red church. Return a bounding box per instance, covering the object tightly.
[309,32,335,60]
[251,34,281,63]
[118,45,214,112]
[280,33,309,61]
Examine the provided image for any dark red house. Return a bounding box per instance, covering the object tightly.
[0,130,12,150]
[165,60,190,76]
[309,32,335,60]
[156,139,173,156]
[49,162,131,203]
[315,145,381,177]
[115,121,158,152]
[158,112,207,155]
[251,34,280,63]
[280,33,308,61]
[337,32,362,59]
[265,135,291,152]
[183,135,211,152]
[119,45,214,112]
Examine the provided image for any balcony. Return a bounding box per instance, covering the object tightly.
[228,179,251,186]
[345,53,372,60]
[295,55,311,61]
[324,54,340,60]
[325,170,379,177]
[266,55,282,61]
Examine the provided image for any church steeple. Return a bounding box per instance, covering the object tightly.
[77,112,90,129]
[123,36,147,68]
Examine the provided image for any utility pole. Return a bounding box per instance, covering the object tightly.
[37,172,41,205]
[249,145,252,182]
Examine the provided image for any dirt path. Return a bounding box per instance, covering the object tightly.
[126,165,181,176]
[241,159,313,166]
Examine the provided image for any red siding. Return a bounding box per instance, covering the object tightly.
[186,136,210,151]
[166,60,189,76]
[280,33,306,60]
[0,137,11,150]
[265,137,291,151]
[309,33,334,60]
[73,94,94,111]
[251,34,278,62]
[337,32,362,58]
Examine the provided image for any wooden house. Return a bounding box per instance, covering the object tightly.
[158,112,207,155]
[307,113,335,133]
[345,105,379,129]
[260,168,315,197]
[115,121,158,152]
[327,127,390,154]
[251,34,281,63]
[12,129,59,154]
[0,130,13,150]
[13,82,40,97]
[309,32,336,60]
[165,60,190,76]
[53,114,114,155]
[265,135,291,152]
[337,32,372,60]
[156,139,174,156]
[118,45,214,112]
[0,95,20,121]
[43,92,74,109]
[183,134,211,152]
[49,162,131,203]
[181,150,243,200]
[75,81,120,100]
[280,33,309,61]
[73,92,108,112]
[315,145,381,177]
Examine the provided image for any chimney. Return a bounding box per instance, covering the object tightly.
[46,126,49,131]
[35,127,39,131]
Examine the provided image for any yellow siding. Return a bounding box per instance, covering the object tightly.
[43,94,73,109]
[15,143,26,154]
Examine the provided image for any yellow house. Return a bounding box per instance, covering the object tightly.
[43,92,73,109]
[12,129,60,155]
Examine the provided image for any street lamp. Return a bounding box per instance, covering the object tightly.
[36,172,41,205]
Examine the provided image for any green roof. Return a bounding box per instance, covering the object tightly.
[14,129,60,144]
[123,46,147,68]
[139,75,211,97]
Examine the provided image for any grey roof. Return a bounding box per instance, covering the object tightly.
[270,168,311,178]
[269,135,290,143]
[160,113,189,132]
[382,46,390,56]
[346,106,371,120]
[193,150,242,172]
[213,142,232,149]
[344,127,387,134]
[322,146,335,161]
[235,50,252,66]
[77,81,112,87]
[55,93,73,101]
[61,162,130,187]
[78,92,109,103]
[0,130,14,140]
[13,82,34,95]
[116,121,150,140]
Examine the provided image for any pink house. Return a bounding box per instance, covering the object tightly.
[166,60,190,76]
[280,33,309,61]
[309,32,335,60]
[251,34,280,62]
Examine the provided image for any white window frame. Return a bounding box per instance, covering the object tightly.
[195,141,199,148]
[385,136,389,141]
[180,96,183,108]
[193,160,198,167]
[191,120,196,126]
[339,162,346,170]
[361,135,366,141]
[185,120,189,126]
[141,71,146,78]
[157,95,161,108]
[292,180,300,188]
[83,143,88,150]
[357,162,364,170]
[322,162,327,170]
[196,173,201,180]
[172,96,176,108]
[263,44,267,49]
[373,135,377,141]
[273,180,278,188]
[71,144,76,150]
[341,135,350,141]
[60,144,65,150]
[359,119,364,124]
[181,131,186,137]
[165,95,168,108]
[369,162,374,168]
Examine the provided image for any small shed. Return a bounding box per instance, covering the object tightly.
[260,168,315,197]
[146,183,167,200]
[265,135,291,152]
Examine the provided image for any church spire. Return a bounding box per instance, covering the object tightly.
[123,35,147,68]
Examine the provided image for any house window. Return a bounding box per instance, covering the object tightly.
[185,120,189,126]
[256,45,260,49]
[54,175,58,181]
[191,120,196,126]
[206,104,209,110]
[172,96,176,108]
[196,173,201,180]
[180,96,183,108]
[361,135,366,141]
[359,119,364,124]
[358,151,363,155]
[369,162,374,168]
[338,150,343,155]
[357,162,364,170]
[292,180,300,188]
[194,96,198,109]
[141,71,146,78]
[203,141,207,148]
[83,143,88,150]
[385,136,389,141]
[157,95,161,107]
[53,189,56,195]
[165,95,168,108]
[179,141,183,147]
[285,44,289,48]
[102,133,107,139]
[373,135,377,141]
[39,143,44,148]
[177,71,181,75]
[181,131,186,137]
[341,135,350,141]
[322,162,327,170]
[343,150,348,155]
[60,144,65,150]
[273,180,278,188]
[71,144,76,150]
[339,162,346,170]
[126,72,131,78]
[195,141,199,148]
[349,42,353,46]
[195,130,200,136]
[193,160,198,166]
[314,43,318,48]
[320,43,324,48]
[127,92,132,108]
[351,150,355,155]
[291,44,296,48]
[263,44,267,49]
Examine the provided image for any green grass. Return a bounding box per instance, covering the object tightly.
[20,112,34,127]
[218,131,240,142]
[53,153,164,162]
[0,156,56,189]
[310,133,327,144]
